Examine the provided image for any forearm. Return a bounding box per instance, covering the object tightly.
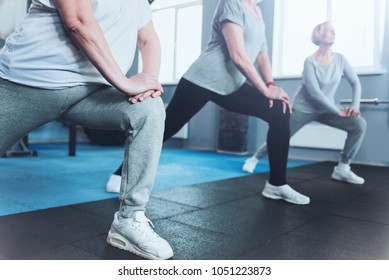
[256,52,274,84]
[305,83,341,114]
[68,21,128,90]
[233,53,268,94]
[138,26,161,77]
[344,61,361,109]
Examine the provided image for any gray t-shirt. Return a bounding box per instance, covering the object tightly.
[293,53,361,114]
[183,0,267,95]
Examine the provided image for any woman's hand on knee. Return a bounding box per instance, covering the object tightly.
[339,107,360,117]
[129,89,163,103]
[125,73,163,97]
[266,87,292,114]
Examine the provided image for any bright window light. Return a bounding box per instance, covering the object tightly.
[139,0,203,84]
[176,5,203,80]
[272,0,386,77]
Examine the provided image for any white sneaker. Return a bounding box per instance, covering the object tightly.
[242,156,259,173]
[331,166,365,184]
[106,174,121,193]
[107,211,174,260]
[262,181,310,205]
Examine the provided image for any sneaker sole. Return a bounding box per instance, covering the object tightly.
[331,175,364,185]
[105,185,120,193]
[242,166,254,173]
[262,191,310,205]
[106,229,173,260]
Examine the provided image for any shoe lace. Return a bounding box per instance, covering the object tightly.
[132,212,160,240]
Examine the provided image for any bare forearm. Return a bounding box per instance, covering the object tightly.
[68,21,128,91]
[256,52,273,84]
[139,33,161,77]
[232,53,268,93]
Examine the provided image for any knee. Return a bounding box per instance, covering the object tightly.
[120,97,166,134]
[354,116,367,135]
[268,101,290,128]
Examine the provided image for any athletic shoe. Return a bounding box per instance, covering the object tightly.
[262,181,310,205]
[107,211,174,260]
[331,166,365,184]
[242,156,259,173]
[106,174,121,193]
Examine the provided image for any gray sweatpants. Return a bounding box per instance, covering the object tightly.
[253,109,367,164]
[0,78,165,218]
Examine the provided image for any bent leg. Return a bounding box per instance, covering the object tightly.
[111,78,212,177]
[61,87,165,217]
[252,110,316,160]
[318,114,367,163]
[212,84,290,186]
[163,78,211,141]
[0,79,70,156]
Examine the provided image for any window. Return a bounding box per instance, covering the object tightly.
[140,0,203,84]
[272,0,386,78]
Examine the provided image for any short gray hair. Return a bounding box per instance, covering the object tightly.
[311,21,330,46]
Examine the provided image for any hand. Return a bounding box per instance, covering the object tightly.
[266,86,292,114]
[123,73,163,97]
[339,107,360,117]
[129,89,163,103]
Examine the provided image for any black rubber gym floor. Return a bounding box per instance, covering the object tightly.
[1,161,388,260]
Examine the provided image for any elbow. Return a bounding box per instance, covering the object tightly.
[62,16,87,36]
[230,52,244,67]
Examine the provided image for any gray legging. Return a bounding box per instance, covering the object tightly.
[0,78,165,218]
[253,109,367,164]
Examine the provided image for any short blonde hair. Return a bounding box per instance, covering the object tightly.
[311,21,331,46]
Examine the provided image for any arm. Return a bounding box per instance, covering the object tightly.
[343,56,361,115]
[256,52,274,86]
[221,22,290,111]
[129,20,163,103]
[138,21,161,78]
[53,0,162,96]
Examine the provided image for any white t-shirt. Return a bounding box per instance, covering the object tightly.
[0,0,151,89]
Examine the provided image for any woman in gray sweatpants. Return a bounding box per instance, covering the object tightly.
[243,21,367,184]
[0,0,173,260]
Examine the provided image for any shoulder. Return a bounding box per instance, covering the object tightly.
[218,0,244,13]
[304,55,315,66]
[333,52,348,63]
[215,0,245,27]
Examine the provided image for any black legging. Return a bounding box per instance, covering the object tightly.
[114,78,290,186]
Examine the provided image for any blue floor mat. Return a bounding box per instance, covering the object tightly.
[0,143,315,216]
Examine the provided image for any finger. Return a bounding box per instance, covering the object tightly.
[269,99,273,108]
[151,90,162,98]
[129,93,144,103]
[352,109,360,117]
[345,107,351,117]
[156,83,163,92]
[138,90,154,102]
[282,102,286,114]
[152,81,163,92]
